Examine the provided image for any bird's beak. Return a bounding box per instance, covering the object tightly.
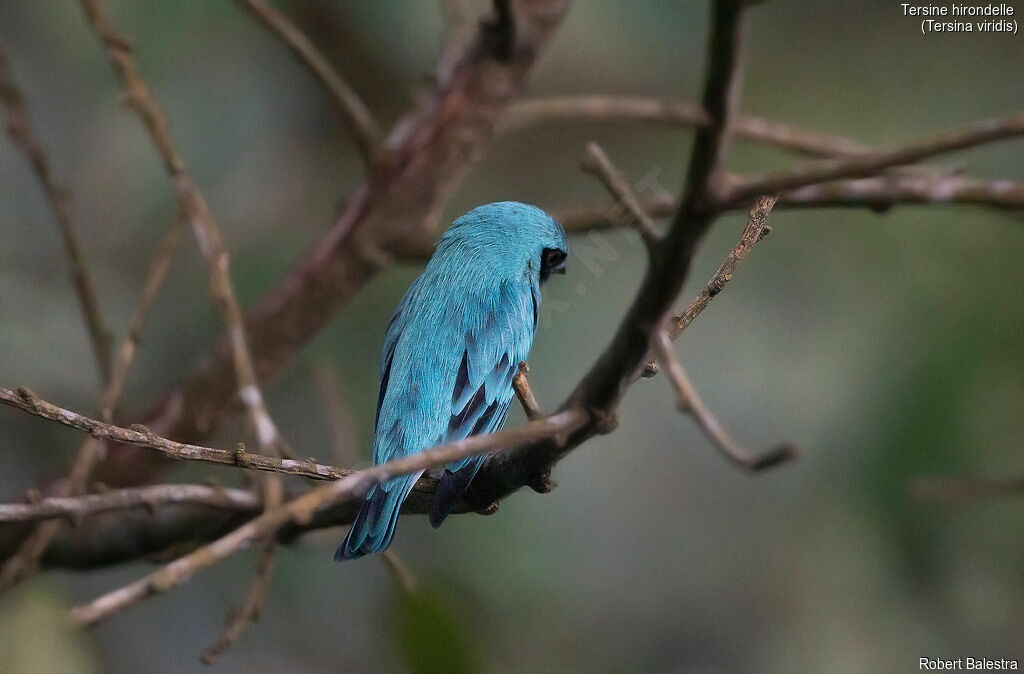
[552,259,567,275]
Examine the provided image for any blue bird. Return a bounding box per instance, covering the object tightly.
[336,201,568,560]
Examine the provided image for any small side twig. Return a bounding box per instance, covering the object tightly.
[512,362,544,421]
[580,142,660,248]
[313,359,359,467]
[651,329,797,471]
[909,474,1024,504]
[313,358,417,591]
[667,194,778,340]
[200,536,277,664]
[0,48,112,382]
[235,0,380,167]
[201,467,283,664]
[380,550,418,594]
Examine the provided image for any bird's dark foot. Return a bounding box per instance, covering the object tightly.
[475,501,501,516]
[529,470,558,494]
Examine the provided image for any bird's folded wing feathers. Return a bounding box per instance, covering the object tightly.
[371,279,538,482]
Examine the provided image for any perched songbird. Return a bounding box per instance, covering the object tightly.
[336,201,568,560]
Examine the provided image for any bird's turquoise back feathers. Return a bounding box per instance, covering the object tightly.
[337,202,567,560]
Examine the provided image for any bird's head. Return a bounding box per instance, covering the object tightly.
[437,201,568,287]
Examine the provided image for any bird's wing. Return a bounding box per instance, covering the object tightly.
[445,279,537,458]
[372,277,537,473]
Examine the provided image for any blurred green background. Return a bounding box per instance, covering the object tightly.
[2,1,1023,672]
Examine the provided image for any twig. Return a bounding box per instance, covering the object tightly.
[651,329,797,471]
[201,470,282,664]
[0,49,112,382]
[380,550,418,593]
[551,171,1024,240]
[667,194,778,340]
[719,110,1024,204]
[512,362,543,421]
[200,536,277,664]
[80,0,286,461]
[0,386,347,481]
[235,0,380,167]
[313,359,416,593]
[313,359,359,467]
[774,174,1024,214]
[909,474,1024,504]
[100,217,185,418]
[579,142,660,248]
[0,484,261,524]
[501,95,871,158]
[68,408,586,626]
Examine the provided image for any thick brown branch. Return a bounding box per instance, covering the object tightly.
[235,0,380,167]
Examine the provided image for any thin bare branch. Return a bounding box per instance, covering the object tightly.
[380,550,418,594]
[719,110,1024,204]
[200,536,277,664]
[80,0,286,462]
[549,171,1024,240]
[201,470,282,664]
[69,408,586,626]
[235,0,380,167]
[0,48,112,382]
[512,362,544,421]
[667,194,777,340]
[501,95,871,158]
[909,474,1024,504]
[0,386,347,481]
[0,484,261,524]
[652,329,797,471]
[775,174,1024,214]
[100,217,185,419]
[313,359,359,467]
[580,142,660,248]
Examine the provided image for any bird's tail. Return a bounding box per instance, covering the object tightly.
[429,456,487,529]
[335,471,423,561]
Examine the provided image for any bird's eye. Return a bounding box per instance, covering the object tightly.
[539,247,566,283]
